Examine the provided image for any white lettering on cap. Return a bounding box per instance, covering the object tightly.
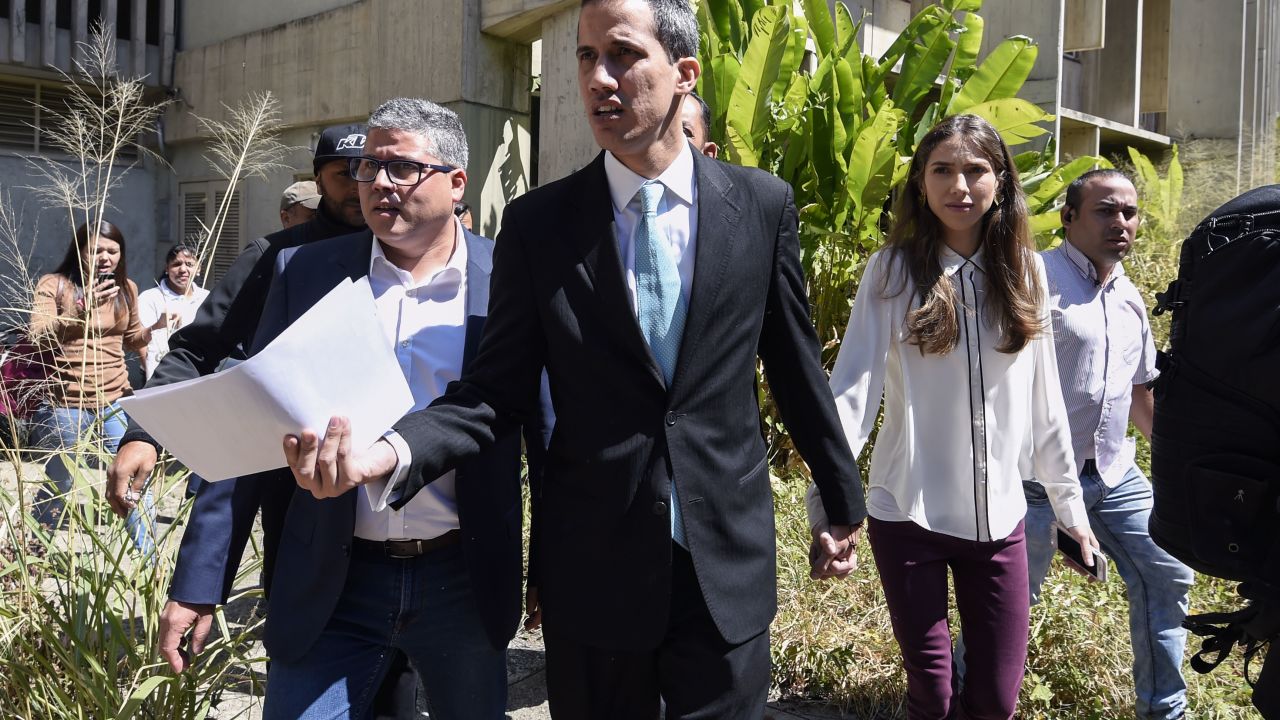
[335,133,366,151]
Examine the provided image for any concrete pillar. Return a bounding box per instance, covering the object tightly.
[1078,0,1141,126]
[538,6,596,186]
[1167,0,1246,140]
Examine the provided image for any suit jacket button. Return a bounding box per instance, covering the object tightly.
[652,501,667,515]
[665,411,677,426]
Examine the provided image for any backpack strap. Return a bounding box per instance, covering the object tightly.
[1185,599,1280,685]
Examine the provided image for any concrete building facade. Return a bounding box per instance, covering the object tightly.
[0,0,174,305]
[2,0,1277,294]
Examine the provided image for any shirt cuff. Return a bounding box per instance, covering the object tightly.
[364,431,411,512]
[1052,496,1090,531]
[804,482,829,533]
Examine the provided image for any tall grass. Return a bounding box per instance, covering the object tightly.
[0,23,278,719]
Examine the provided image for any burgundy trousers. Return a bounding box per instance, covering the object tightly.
[869,517,1030,720]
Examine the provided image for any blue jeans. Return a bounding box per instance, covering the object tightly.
[29,402,156,557]
[262,541,507,720]
[1024,465,1194,720]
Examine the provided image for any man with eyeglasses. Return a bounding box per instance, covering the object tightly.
[107,124,411,714]
[161,98,533,720]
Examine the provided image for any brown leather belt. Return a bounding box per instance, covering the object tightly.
[353,529,460,558]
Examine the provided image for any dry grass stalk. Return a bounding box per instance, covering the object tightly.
[24,21,169,254]
[190,92,295,280]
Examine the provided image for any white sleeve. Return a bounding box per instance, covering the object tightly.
[1029,258,1088,529]
[807,251,893,531]
[362,431,411,512]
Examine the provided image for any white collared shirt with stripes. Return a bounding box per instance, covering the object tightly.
[807,247,1088,542]
[1042,241,1158,489]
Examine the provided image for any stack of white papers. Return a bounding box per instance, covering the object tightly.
[119,278,414,481]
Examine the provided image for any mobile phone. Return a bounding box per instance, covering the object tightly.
[1054,525,1108,582]
[96,271,115,285]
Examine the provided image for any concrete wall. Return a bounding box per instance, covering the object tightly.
[166,0,533,242]
[537,6,596,186]
[180,0,360,50]
[0,153,162,318]
[1167,0,1247,139]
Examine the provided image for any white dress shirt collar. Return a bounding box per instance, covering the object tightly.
[1061,238,1126,288]
[369,216,468,299]
[940,244,987,276]
[604,141,696,212]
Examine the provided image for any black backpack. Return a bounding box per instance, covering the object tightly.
[1150,185,1280,702]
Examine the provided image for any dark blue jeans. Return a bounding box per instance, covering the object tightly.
[262,540,507,720]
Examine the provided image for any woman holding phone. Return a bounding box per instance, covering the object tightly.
[28,219,155,555]
[808,115,1099,719]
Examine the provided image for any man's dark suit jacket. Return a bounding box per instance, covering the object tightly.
[135,207,362,605]
[386,149,868,651]
[170,228,528,663]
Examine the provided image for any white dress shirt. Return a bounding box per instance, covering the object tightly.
[1043,241,1158,488]
[807,248,1088,541]
[603,142,699,310]
[355,220,468,542]
[136,281,210,378]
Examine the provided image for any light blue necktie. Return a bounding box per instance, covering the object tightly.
[634,181,688,547]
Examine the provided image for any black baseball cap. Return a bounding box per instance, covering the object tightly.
[313,124,368,175]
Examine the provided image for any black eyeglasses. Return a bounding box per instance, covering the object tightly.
[349,157,455,186]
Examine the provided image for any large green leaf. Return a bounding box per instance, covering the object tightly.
[876,7,946,75]
[1127,146,1161,192]
[775,71,810,136]
[810,56,847,209]
[701,0,734,50]
[952,11,984,81]
[739,0,765,27]
[964,98,1052,145]
[846,102,905,226]
[117,676,172,720]
[834,56,861,144]
[947,35,1038,115]
[911,101,942,150]
[834,0,859,58]
[892,23,957,118]
[1028,154,1101,211]
[726,4,790,163]
[1031,211,1064,247]
[773,18,809,104]
[706,54,741,142]
[802,0,836,58]
[943,0,983,11]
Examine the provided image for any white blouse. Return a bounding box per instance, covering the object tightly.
[807,247,1088,542]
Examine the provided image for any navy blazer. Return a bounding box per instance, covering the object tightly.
[170,228,529,663]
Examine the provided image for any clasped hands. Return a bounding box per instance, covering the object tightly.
[808,523,862,580]
[283,416,398,498]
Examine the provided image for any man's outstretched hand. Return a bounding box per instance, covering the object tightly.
[158,600,215,673]
[809,523,862,580]
[283,416,398,499]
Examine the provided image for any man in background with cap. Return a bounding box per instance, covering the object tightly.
[106,122,370,633]
[280,180,320,229]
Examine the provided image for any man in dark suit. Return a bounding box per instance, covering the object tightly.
[285,1,866,717]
